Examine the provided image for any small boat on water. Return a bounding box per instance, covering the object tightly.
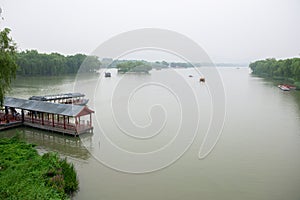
[283,84,296,90]
[104,72,111,77]
[278,85,290,91]
[199,77,205,83]
[278,84,296,91]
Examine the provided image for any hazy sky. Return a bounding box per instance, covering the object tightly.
[1,0,299,63]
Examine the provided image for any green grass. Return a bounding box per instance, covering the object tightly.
[0,135,78,199]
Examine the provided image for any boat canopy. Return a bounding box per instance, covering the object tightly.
[29,93,85,101]
[4,97,94,117]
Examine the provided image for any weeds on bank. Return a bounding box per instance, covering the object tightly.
[0,135,78,199]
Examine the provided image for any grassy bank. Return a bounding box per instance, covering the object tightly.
[0,135,78,199]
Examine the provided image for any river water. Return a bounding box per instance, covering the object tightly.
[2,67,300,200]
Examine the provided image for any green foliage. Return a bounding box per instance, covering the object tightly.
[0,136,78,199]
[79,55,101,73]
[16,50,101,76]
[60,159,78,194]
[250,58,300,85]
[295,82,300,89]
[151,61,169,69]
[0,28,18,106]
[116,61,152,73]
[170,62,193,68]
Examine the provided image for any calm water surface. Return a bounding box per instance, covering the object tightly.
[2,67,300,200]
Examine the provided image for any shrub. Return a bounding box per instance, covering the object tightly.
[0,136,78,199]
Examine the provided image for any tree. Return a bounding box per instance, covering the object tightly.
[250,58,300,83]
[79,55,101,72]
[15,51,101,76]
[161,60,169,66]
[116,61,152,73]
[0,28,18,106]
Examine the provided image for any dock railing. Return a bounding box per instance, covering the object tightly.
[23,116,92,135]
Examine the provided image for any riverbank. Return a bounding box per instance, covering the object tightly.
[0,135,78,199]
[249,58,300,89]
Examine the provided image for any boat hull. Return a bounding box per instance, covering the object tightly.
[278,85,290,91]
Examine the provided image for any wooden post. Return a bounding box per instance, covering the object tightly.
[75,117,78,131]
[52,114,54,127]
[63,115,66,129]
[90,114,92,126]
[41,113,44,125]
[31,111,34,123]
[21,110,24,123]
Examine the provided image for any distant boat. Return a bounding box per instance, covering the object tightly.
[199,77,205,82]
[278,85,290,91]
[104,72,111,77]
[189,75,193,77]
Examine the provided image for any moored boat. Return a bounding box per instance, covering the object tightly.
[278,85,290,91]
[283,84,296,90]
[29,93,89,105]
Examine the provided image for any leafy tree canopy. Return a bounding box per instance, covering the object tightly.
[116,60,152,73]
[249,58,300,82]
[0,28,18,106]
[16,50,101,76]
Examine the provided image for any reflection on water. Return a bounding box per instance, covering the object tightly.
[0,127,91,160]
[250,74,300,118]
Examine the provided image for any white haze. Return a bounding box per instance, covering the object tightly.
[1,0,300,63]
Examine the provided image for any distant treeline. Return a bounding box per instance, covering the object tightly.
[170,62,193,68]
[16,50,101,76]
[102,59,169,69]
[116,61,152,73]
[249,58,300,83]
[101,58,243,69]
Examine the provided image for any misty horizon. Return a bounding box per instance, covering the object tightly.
[1,0,299,63]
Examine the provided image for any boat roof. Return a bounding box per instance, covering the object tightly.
[29,93,85,101]
[4,97,94,117]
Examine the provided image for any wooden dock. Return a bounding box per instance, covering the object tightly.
[0,121,23,131]
[1,97,95,136]
[23,121,93,136]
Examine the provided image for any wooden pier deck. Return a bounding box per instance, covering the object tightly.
[0,121,23,131]
[2,97,95,136]
[23,121,93,136]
